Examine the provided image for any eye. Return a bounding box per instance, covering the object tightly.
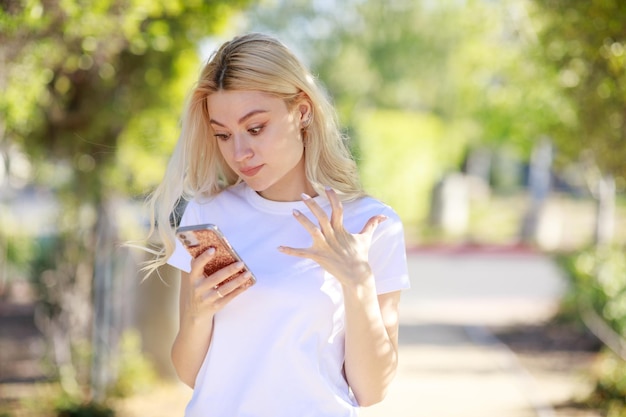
[214,133,231,141]
[248,125,265,135]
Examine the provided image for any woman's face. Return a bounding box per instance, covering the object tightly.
[207,90,313,201]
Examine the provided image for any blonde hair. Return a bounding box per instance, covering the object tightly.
[143,33,364,273]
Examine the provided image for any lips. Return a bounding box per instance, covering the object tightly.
[240,164,263,177]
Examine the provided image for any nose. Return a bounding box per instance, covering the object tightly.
[232,134,253,162]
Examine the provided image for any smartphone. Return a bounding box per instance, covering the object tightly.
[176,224,256,288]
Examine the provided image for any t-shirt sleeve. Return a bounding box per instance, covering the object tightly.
[166,200,198,273]
[369,206,411,294]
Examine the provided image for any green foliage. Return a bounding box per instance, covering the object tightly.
[531,0,626,183]
[43,387,116,417]
[245,0,572,233]
[5,234,35,270]
[55,400,115,417]
[588,351,626,415]
[108,331,158,398]
[559,246,626,413]
[1,0,252,402]
[247,0,562,147]
[355,109,465,225]
[567,247,626,335]
[1,0,250,195]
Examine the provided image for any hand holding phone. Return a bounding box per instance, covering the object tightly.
[176,224,256,289]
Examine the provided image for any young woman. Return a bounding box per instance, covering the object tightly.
[145,33,410,417]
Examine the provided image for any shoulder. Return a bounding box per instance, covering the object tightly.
[179,183,248,226]
[345,195,401,222]
[353,196,410,293]
[340,195,404,237]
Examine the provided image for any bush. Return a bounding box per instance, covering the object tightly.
[567,247,626,336]
[107,330,158,398]
[588,351,626,416]
[55,401,115,417]
[559,245,626,414]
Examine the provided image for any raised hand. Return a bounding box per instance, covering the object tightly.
[278,187,387,287]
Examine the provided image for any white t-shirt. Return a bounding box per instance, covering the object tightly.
[168,182,410,417]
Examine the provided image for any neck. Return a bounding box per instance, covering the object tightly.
[258,182,318,202]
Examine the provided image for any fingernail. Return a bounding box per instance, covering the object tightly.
[301,193,311,200]
[325,186,333,192]
[206,247,216,255]
[293,209,301,216]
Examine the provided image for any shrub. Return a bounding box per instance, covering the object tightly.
[559,245,626,414]
[55,400,115,417]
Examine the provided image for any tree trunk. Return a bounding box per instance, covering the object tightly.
[520,138,553,244]
[594,175,615,247]
[91,199,119,400]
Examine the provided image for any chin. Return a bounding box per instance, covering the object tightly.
[242,178,270,193]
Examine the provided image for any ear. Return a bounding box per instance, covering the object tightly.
[298,102,311,120]
[293,92,311,119]
[296,96,313,128]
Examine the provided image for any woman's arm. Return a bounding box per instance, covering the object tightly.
[278,187,404,406]
[171,270,215,388]
[171,249,253,387]
[343,284,401,406]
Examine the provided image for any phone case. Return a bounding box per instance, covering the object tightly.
[176,224,256,288]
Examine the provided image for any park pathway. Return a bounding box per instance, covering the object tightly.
[360,246,599,417]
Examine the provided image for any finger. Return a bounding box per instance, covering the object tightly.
[208,271,253,304]
[277,245,314,259]
[300,193,332,234]
[189,247,216,280]
[211,261,246,287]
[196,261,246,291]
[217,281,250,301]
[325,187,344,229]
[214,271,253,296]
[292,209,324,239]
[360,214,388,237]
[199,286,226,305]
[214,287,225,299]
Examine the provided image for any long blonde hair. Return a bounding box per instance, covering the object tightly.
[143,33,364,272]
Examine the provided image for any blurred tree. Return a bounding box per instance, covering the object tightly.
[247,0,463,120]
[246,1,473,227]
[530,3,626,411]
[530,0,626,245]
[0,0,250,399]
[531,0,626,182]
[245,0,566,229]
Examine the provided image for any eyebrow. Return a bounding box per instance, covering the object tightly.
[209,109,269,127]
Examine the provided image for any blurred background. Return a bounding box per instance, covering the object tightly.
[1,0,625,416]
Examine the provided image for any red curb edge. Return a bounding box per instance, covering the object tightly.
[405,242,538,256]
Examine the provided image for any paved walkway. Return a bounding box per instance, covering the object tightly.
[361,246,570,417]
